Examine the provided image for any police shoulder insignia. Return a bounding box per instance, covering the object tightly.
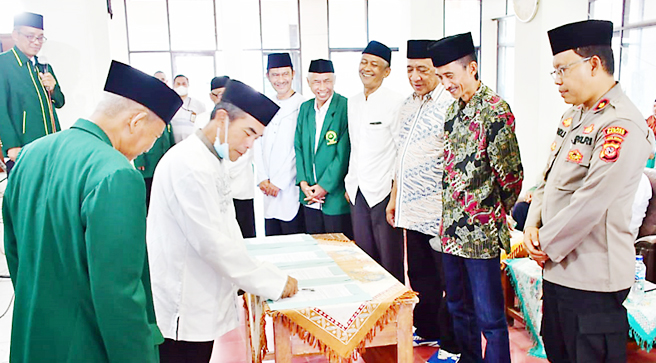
[599,125,627,162]
[550,141,557,151]
[583,124,594,134]
[594,99,610,112]
[562,117,572,128]
[567,149,583,164]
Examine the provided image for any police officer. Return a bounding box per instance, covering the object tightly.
[524,20,652,363]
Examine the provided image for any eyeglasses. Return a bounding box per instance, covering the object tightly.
[19,32,47,44]
[550,57,591,81]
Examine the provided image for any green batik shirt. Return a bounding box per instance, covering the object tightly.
[0,46,65,154]
[440,83,523,259]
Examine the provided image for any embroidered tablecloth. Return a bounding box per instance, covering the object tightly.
[505,257,656,356]
[245,233,417,363]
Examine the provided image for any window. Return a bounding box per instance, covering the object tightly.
[496,16,515,105]
[589,0,656,116]
[327,0,410,98]
[124,0,302,103]
[444,0,482,67]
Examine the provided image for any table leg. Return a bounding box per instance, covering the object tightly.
[396,303,413,363]
[274,315,292,363]
[244,295,254,363]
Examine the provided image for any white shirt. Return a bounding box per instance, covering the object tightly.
[171,97,207,143]
[225,149,255,200]
[254,92,305,220]
[147,133,287,341]
[345,87,404,207]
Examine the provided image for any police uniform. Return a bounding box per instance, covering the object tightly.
[525,20,653,363]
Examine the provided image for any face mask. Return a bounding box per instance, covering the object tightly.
[213,117,229,159]
[174,86,188,96]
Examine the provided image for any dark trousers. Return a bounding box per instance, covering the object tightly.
[442,254,510,363]
[350,190,404,282]
[542,280,630,363]
[265,205,305,236]
[5,159,14,175]
[144,177,154,213]
[159,338,214,363]
[303,206,353,240]
[406,230,459,353]
[234,198,256,238]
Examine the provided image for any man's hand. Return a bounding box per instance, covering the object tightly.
[386,198,396,227]
[345,191,350,204]
[281,276,299,298]
[259,180,280,197]
[523,226,549,267]
[303,183,326,204]
[7,147,21,162]
[39,72,56,92]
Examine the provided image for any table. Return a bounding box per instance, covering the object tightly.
[243,233,418,363]
[504,258,656,356]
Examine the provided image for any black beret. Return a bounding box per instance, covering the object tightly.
[407,40,435,59]
[14,12,43,30]
[104,61,183,125]
[267,53,293,70]
[363,40,392,65]
[221,79,280,126]
[308,59,334,73]
[430,32,475,67]
[211,76,230,90]
[548,20,613,56]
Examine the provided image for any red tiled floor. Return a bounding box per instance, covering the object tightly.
[211,316,656,363]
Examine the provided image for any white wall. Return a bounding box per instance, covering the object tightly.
[19,0,115,130]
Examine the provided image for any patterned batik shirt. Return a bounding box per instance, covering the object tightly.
[394,85,453,236]
[440,83,523,259]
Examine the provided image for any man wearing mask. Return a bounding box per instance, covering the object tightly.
[524,20,652,363]
[170,74,206,143]
[134,71,177,210]
[0,12,65,173]
[386,40,460,362]
[345,41,404,282]
[202,75,257,238]
[295,59,352,238]
[433,33,523,363]
[255,53,306,235]
[3,60,182,363]
[147,79,298,363]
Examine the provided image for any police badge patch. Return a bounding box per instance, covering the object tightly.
[599,126,627,162]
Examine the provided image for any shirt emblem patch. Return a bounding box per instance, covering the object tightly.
[583,124,595,134]
[325,130,338,145]
[599,126,627,162]
[550,141,557,151]
[567,149,583,164]
[562,117,572,128]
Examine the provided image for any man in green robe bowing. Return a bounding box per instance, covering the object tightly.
[2,60,182,363]
[0,12,65,173]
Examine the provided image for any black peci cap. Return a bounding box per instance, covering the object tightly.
[308,59,334,73]
[221,79,280,126]
[267,53,293,70]
[363,40,392,65]
[104,60,183,124]
[14,12,43,30]
[211,76,230,90]
[429,32,475,67]
[407,40,435,59]
[548,20,614,56]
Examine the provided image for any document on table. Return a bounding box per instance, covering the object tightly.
[283,264,351,287]
[268,283,372,310]
[244,234,317,250]
[253,248,334,268]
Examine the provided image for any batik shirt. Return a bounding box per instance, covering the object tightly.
[440,83,523,259]
[394,85,453,236]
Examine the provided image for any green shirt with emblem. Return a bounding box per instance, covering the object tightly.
[0,46,64,154]
[3,119,162,363]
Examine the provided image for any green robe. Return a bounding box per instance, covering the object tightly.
[134,124,175,178]
[0,46,64,154]
[3,119,163,363]
[294,92,351,215]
